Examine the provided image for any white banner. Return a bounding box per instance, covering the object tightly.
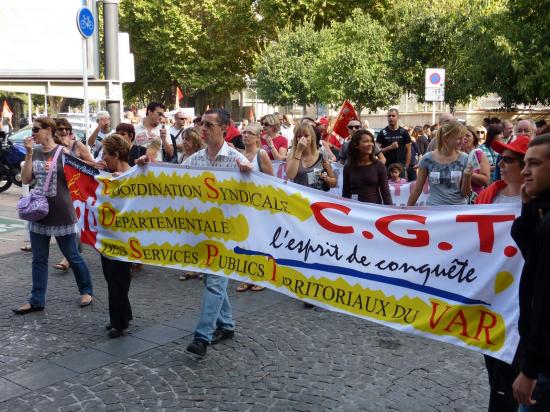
[66,161,523,363]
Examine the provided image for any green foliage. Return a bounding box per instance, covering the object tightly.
[255,22,323,107]
[314,10,401,111]
[387,0,497,109]
[491,0,550,106]
[255,0,391,32]
[120,0,263,108]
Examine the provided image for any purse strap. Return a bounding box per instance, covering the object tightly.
[43,145,63,193]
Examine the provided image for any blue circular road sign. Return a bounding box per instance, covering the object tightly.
[429,73,441,85]
[77,7,95,38]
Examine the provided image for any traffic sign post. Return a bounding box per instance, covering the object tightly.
[425,68,445,124]
[77,6,95,140]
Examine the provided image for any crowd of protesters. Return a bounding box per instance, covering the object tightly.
[9,103,550,411]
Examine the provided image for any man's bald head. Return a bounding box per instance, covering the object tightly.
[439,113,454,125]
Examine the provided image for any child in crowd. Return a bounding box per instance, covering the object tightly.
[389,163,407,184]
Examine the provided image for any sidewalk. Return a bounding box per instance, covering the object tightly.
[0,187,488,411]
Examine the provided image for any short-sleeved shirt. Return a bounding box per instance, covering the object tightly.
[419,151,468,205]
[261,135,288,160]
[92,129,114,159]
[134,122,164,162]
[376,126,411,166]
[182,141,248,169]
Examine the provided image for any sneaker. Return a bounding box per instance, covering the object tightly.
[211,328,235,345]
[187,339,207,356]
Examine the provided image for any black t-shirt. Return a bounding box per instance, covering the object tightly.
[376,126,411,166]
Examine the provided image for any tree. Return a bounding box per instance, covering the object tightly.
[485,0,550,107]
[387,0,500,110]
[120,0,263,110]
[313,10,401,112]
[255,22,324,110]
[254,0,391,33]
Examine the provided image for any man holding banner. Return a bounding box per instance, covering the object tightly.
[182,108,252,357]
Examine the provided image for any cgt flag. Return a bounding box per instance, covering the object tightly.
[332,100,358,139]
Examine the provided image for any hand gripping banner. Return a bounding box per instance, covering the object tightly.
[64,156,523,363]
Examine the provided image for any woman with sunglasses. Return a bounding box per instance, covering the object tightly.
[236,123,274,292]
[342,128,392,205]
[462,125,491,201]
[260,114,288,161]
[12,117,93,314]
[475,135,529,412]
[51,118,97,272]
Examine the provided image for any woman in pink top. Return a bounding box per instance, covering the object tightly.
[260,114,288,161]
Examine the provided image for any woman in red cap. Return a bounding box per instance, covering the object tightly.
[475,134,530,412]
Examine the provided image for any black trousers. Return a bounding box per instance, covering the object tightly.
[101,255,133,331]
[484,355,519,412]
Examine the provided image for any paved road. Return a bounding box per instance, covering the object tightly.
[0,186,489,411]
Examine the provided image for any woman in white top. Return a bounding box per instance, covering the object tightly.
[237,123,273,292]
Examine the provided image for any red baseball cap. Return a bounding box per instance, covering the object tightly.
[491,135,530,155]
[317,117,329,126]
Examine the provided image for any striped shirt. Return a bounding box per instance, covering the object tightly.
[182,141,247,169]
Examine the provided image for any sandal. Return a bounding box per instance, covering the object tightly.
[20,245,32,252]
[53,261,70,271]
[179,272,199,281]
[80,294,93,307]
[250,285,265,292]
[237,283,251,292]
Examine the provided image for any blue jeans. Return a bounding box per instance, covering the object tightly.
[194,274,234,343]
[520,374,550,412]
[29,231,93,308]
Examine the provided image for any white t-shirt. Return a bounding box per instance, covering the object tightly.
[134,122,164,162]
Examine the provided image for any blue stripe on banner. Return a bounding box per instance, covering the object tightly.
[233,246,490,306]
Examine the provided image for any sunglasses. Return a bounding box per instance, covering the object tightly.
[348,125,361,130]
[261,123,271,127]
[57,127,72,132]
[200,120,219,128]
[501,156,520,164]
[31,126,45,133]
[476,131,485,134]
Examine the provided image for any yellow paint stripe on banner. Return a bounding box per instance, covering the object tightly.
[99,171,313,221]
[99,236,505,352]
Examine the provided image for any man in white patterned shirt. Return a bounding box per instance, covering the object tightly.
[182,108,252,357]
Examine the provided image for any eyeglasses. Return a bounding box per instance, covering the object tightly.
[516,128,532,134]
[57,127,72,132]
[501,156,520,164]
[347,125,361,130]
[31,126,45,133]
[200,120,219,128]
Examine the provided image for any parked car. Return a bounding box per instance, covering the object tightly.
[8,123,89,145]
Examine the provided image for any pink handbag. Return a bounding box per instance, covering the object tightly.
[17,146,63,222]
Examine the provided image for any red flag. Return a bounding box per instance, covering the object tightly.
[176,87,184,101]
[332,100,358,139]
